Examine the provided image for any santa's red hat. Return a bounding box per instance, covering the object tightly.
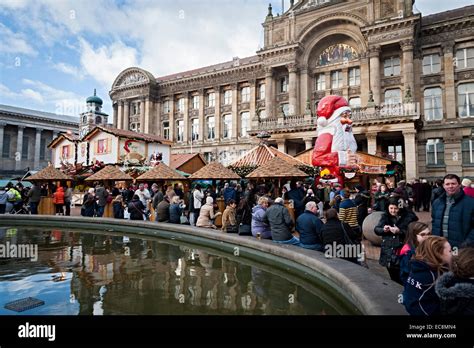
[317,95,351,128]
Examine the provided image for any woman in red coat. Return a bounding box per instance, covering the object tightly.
[53,186,65,215]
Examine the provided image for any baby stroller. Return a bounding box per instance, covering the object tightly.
[8,200,31,215]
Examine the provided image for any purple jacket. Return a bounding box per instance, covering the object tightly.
[251,205,272,239]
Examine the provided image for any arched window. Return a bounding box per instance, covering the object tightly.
[317,44,359,66]
[95,116,102,124]
[82,116,87,124]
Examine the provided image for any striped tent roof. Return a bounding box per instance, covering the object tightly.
[189,162,240,180]
[246,156,308,179]
[135,162,185,181]
[25,165,73,181]
[85,165,134,181]
[229,143,307,168]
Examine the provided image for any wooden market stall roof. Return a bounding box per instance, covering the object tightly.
[85,165,134,182]
[135,162,186,181]
[246,156,308,179]
[296,148,392,174]
[189,162,240,180]
[25,165,73,181]
[229,143,307,168]
[170,153,206,174]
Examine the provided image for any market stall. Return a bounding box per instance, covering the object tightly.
[25,165,74,215]
[85,165,134,218]
[189,162,240,227]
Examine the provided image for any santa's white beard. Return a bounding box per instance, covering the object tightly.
[330,120,358,154]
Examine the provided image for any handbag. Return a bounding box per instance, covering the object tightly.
[340,222,356,245]
[237,208,251,235]
[226,224,238,233]
[180,213,190,225]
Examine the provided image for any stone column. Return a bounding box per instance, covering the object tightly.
[299,66,309,111]
[155,101,162,136]
[264,67,274,118]
[0,122,5,167]
[34,128,42,169]
[325,71,331,96]
[169,96,175,141]
[183,93,189,143]
[369,45,381,105]
[144,98,151,134]
[123,101,130,131]
[342,68,349,100]
[117,101,123,129]
[288,63,299,115]
[442,41,456,120]
[276,139,286,153]
[231,83,238,139]
[360,53,370,106]
[249,81,257,131]
[112,103,118,128]
[304,137,313,150]
[403,129,418,180]
[214,86,221,141]
[198,90,205,143]
[140,98,146,133]
[366,133,377,155]
[15,126,24,171]
[401,39,414,100]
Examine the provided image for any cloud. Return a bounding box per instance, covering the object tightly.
[52,62,84,79]
[78,38,138,88]
[0,23,37,56]
[20,88,44,103]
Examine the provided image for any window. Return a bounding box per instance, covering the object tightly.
[132,102,140,115]
[162,100,170,113]
[224,90,232,105]
[207,93,215,107]
[40,138,46,160]
[191,119,199,141]
[192,96,199,110]
[177,98,185,112]
[426,139,445,165]
[423,54,441,75]
[331,71,342,89]
[82,116,87,123]
[388,145,403,162]
[462,138,474,165]
[22,137,28,159]
[279,77,288,93]
[349,97,361,108]
[424,87,443,121]
[95,116,102,124]
[349,68,360,86]
[384,57,401,76]
[384,89,401,105]
[241,87,250,103]
[259,109,267,119]
[163,122,170,140]
[259,84,265,100]
[61,145,71,159]
[458,83,474,118]
[176,120,184,142]
[207,116,215,140]
[281,103,290,117]
[96,139,109,154]
[223,114,232,139]
[240,112,250,137]
[455,47,474,69]
[204,152,214,163]
[2,134,10,158]
[315,74,325,90]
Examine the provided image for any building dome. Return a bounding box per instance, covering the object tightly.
[86,89,103,105]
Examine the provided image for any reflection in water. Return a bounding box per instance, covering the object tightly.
[0,228,354,315]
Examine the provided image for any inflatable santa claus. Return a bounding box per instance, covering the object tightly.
[312,95,359,185]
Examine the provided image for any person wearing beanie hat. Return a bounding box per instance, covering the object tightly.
[462,178,474,198]
[461,178,472,188]
[312,95,359,185]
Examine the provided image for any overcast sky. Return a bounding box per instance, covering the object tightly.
[0,0,472,117]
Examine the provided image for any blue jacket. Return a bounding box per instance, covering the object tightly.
[431,190,474,248]
[251,205,272,239]
[296,210,323,247]
[403,260,441,316]
[223,187,236,204]
[169,203,183,224]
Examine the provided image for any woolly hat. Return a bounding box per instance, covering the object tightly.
[317,95,351,128]
[462,178,472,187]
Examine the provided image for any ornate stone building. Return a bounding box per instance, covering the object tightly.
[110,0,474,181]
[0,104,78,176]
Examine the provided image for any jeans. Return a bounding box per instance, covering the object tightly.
[273,236,301,246]
[96,205,105,217]
[299,243,323,251]
[65,201,71,216]
[29,202,38,215]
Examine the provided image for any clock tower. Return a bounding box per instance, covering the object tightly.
[79,89,108,138]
